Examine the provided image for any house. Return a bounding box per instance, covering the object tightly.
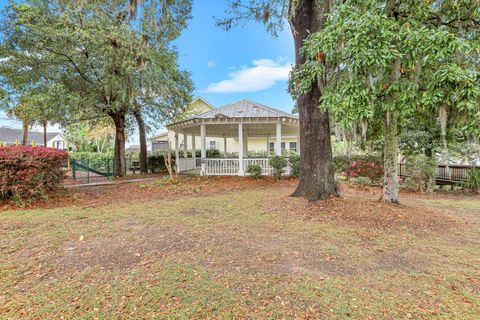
[0,127,69,150]
[150,97,300,176]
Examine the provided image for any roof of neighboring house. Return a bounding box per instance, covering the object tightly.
[149,131,169,141]
[0,127,63,144]
[184,99,298,121]
[125,144,141,152]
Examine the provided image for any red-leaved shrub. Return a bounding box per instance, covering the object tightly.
[0,146,67,202]
[343,159,384,184]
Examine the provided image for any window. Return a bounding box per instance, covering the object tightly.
[269,142,286,154]
[152,141,168,152]
[289,142,297,152]
[55,140,65,150]
[209,141,218,150]
[269,142,275,154]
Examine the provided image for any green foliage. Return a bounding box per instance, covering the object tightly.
[148,154,168,173]
[400,155,437,192]
[246,164,262,179]
[464,169,480,193]
[71,152,113,172]
[269,155,287,179]
[288,153,300,177]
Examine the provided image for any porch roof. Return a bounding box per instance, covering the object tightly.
[167,100,299,137]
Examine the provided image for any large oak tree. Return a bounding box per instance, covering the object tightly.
[219,0,338,201]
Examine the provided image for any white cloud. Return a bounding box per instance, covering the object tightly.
[207,61,216,69]
[206,59,292,93]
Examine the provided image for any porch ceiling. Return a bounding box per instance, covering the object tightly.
[174,121,299,138]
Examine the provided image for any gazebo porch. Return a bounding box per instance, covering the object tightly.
[170,119,299,176]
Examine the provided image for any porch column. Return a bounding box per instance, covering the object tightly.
[223,135,227,156]
[238,123,244,176]
[183,131,188,171]
[183,132,188,158]
[174,133,180,174]
[275,123,282,156]
[200,124,206,175]
[192,134,196,167]
[297,135,301,155]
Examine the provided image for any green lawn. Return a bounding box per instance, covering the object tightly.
[1,179,479,319]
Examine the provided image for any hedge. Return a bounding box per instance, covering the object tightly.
[0,146,67,202]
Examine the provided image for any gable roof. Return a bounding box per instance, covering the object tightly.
[184,99,298,121]
[190,96,215,110]
[149,131,169,141]
[0,127,62,144]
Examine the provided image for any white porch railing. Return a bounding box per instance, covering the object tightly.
[203,158,240,176]
[199,158,291,176]
[244,158,274,176]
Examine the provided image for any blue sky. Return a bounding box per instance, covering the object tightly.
[0,1,295,140]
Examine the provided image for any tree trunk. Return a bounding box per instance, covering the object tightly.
[439,106,450,179]
[110,112,126,177]
[382,111,399,203]
[334,122,342,142]
[42,121,48,147]
[289,0,338,201]
[133,108,148,174]
[22,121,28,146]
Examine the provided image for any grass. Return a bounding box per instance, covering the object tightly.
[1,180,479,319]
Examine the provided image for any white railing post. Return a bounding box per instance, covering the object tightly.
[238,123,244,176]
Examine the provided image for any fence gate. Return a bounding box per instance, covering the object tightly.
[70,158,113,183]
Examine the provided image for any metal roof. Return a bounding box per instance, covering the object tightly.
[0,127,62,144]
[182,99,298,121]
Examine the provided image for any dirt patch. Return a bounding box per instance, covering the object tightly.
[264,185,463,234]
[51,217,432,280]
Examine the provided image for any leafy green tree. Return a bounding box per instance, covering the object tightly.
[0,0,192,176]
[292,0,480,203]
[219,0,338,201]
[6,100,35,145]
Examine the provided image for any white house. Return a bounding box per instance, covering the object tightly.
[150,97,300,176]
[0,127,69,149]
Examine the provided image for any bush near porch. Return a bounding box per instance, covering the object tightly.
[0,146,67,202]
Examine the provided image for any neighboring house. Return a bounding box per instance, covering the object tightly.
[150,97,300,176]
[150,97,299,156]
[0,127,69,150]
[150,97,218,153]
[125,144,141,153]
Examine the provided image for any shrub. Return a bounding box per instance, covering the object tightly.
[0,146,67,202]
[464,168,480,193]
[289,153,300,177]
[333,154,383,174]
[269,155,288,180]
[206,149,221,158]
[343,159,383,184]
[246,164,262,179]
[147,154,168,173]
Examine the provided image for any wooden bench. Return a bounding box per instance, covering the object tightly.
[129,160,140,174]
